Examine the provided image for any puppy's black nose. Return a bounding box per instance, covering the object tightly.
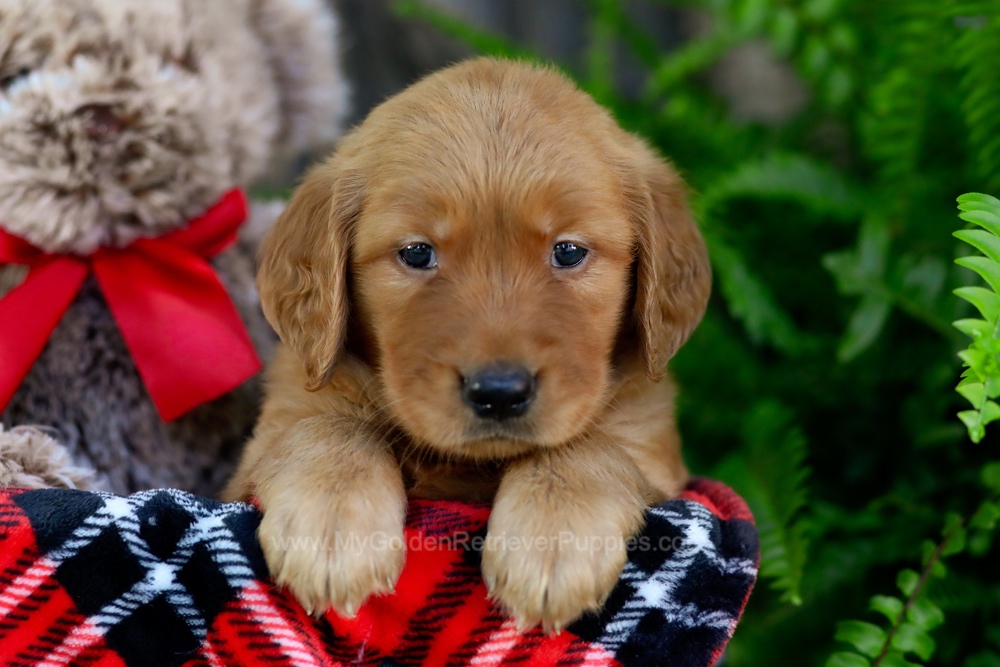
[462,364,536,421]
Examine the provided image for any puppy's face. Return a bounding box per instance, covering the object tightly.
[352,151,635,456]
[260,59,711,460]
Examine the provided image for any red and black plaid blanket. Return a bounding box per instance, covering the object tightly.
[0,478,757,666]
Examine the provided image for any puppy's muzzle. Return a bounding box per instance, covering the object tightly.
[462,364,536,421]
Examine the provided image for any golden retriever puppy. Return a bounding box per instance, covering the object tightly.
[223,58,711,632]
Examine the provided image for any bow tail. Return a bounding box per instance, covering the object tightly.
[0,260,88,413]
[93,242,262,421]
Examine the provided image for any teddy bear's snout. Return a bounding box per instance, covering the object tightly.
[75,104,127,140]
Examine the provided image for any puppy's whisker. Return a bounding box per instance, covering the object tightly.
[366,395,407,423]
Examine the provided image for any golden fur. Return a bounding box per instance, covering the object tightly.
[224,58,712,632]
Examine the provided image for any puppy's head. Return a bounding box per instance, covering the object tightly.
[260,59,710,459]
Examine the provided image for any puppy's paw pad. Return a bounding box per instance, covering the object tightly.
[481,525,626,633]
[258,500,405,618]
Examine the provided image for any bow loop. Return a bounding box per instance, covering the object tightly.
[0,189,261,421]
[0,229,52,266]
[161,189,248,257]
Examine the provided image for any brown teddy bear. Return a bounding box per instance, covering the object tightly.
[0,0,347,495]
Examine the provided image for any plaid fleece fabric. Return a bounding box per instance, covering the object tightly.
[0,478,758,667]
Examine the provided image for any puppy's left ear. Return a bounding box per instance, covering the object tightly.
[625,142,712,381]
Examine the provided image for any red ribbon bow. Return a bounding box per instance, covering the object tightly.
[0,189,262,421]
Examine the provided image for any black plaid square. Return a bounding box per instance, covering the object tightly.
[15,489,265,667]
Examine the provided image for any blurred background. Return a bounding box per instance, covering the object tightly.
[325,2,1000,665]
[334,0,805,125]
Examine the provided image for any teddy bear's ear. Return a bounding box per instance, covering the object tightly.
[248,0,348,153]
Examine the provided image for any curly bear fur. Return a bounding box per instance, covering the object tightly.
[0,0,347,495]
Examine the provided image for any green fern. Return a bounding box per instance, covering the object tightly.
[645,29,743,100]
[824,504,996,667]
[391,0,535,61]
[859,1,949,186]
[695,153,867,354]
[825,193,1000,667]
[954,192,1000,442]
[391,3,1000,661]
[713,401,810,605]
[954,9,1000,192]
[826,526,954,667]
[697,152,865,220]
[702,232,812,355]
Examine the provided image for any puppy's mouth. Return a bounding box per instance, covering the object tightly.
[450,425,539,461]
[465,420,534,443]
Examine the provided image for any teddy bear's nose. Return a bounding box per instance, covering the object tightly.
[76,104,126,140]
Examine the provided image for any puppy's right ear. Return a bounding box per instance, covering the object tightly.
[257,163,363,391]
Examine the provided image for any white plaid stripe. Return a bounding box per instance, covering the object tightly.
[35,618,105,667]
[237,581,328,666]
[468,619,521,666]
[0,558,57,618]
[37,490,262,658]
[598,501,757,652]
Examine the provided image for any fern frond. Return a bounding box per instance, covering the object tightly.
[697,152,865,221]
[827,210,958,362]
[954,11,1000,192]
[583,0,660,69]
[697,153,864,355]
[954,192,1000,443]
[645,29,743,101]
[860,1,950,186]
[823,216,895,361]
[713,401,810,605]
[392,0,535,61]
[704,230,813,355]
[583,0,618,105]
[825,507,982,667]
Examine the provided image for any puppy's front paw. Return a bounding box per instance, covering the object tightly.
[481,510,631,633]
[258,485,406,618]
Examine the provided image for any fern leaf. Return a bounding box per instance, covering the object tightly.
[955,257,1000,296]
[712,401,810,605]
[954,13,1000,192]
[645,29,742,101]
[954,288,1000,332]
[860,1,949,186]
[953,230,1000,266]
[953,318,992,339]
[958,192,1000,236]
[698,152,865,220]
[954,192,1000,443]
[838,294,892,363]
[824,216,895,360]
[703,230,812,354]
[392,0,535,61]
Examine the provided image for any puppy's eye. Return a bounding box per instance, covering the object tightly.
[0,68,31,91]
[551,241,588,268]
[399,242,437,269]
